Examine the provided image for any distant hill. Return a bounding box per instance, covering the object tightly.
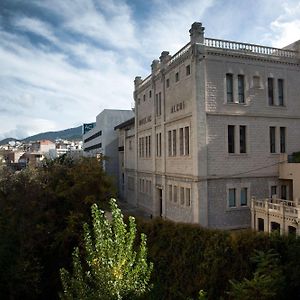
[0,125,84,145]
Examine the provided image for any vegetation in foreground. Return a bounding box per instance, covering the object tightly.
[0,157,300,299]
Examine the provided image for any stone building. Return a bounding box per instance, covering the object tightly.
[118,22,300,230]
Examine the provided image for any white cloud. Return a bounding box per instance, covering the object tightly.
[14,16,58,43]
[265,2,300,47]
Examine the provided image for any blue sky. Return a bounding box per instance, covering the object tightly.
[0,0,299,140]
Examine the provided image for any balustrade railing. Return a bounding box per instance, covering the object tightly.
[204,38,296,58]
[168,42,191,65]
[252,197,300,218]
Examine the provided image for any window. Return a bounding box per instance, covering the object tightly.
[228,125,235,153]
[186,65,191,76]
[173,186,178,202]
[186,188,191,206]
[180,187,185,205]
[238,75,245,103]
[168,131,172,156]
[280,127,286,153]
[172,130,177,156]
[156,133,162,157]
[278,79,284,106]
[281,185,287,200]
[166,78,170,88]
[240,187,248,206]
[226,73,233,102]
[129,140,132,150]
[239,126,246,153]
[185,127,190,155]
[175,72,179,82]
[148,136,151,157]
[143,94,146,101]
[271,185,277,198]
[155,93,162,116]
[258,218,264,231]
[149,90,152,98]
[268,78,274,105]
[270,127,276,153]
[228,188,236,207]
[179,128,184,155]
[168,185,172,201]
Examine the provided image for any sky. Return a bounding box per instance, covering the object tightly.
[0,0,300,140]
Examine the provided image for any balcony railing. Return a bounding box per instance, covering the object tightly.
[204,38,297,58]
[252,197,300,219]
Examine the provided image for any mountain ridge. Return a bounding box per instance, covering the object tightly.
[0,125,83,145]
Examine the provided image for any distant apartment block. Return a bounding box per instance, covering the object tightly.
[116,22,300,231]
[83,109,134,185]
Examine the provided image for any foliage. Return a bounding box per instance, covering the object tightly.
[0,156,115,299]
[60,199,153,300]
[228,249,284,300]
[137,219,300,300]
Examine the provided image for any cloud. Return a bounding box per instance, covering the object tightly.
[14,16,58,43]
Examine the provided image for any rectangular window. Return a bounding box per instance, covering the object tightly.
[186,188,191,206]
[148,135,151,157]
[172,129,176,156]
[238,75,245,103]
[185,126,190,155]
[271,185,277,198]
[168,131,172,156]
[226,73,233,102]
[239,126,246,153]
[168,185,172,202]
[281,185,287,200]
[149,90,152,98]
[159,133,161,157]
[145,136,148,157]
[278,79,284,106]
[158,92,162,116]
[155,94,158,116]
[166,78,170,88]
[180,187,185,205]
[186,65,191,76]
[179,128,184,155]
[268,78,274,105]
[240,187,248,206]
[143,94,146,101]
[175,72,179,82]
[280,127,286,153]
[270,127,276,153]
[228,125,235,153]
[173,186,178,203]
[228,188,236,207]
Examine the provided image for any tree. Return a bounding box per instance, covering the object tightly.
[0,156,115,299]
[228,249,284,300]
[60,199,153,300]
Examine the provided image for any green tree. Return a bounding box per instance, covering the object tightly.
[60,199,153,300]
[0,156,115,299]
[228,249,284,300]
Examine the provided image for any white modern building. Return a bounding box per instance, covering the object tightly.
[83,109,134,186]
[117,22,300,230]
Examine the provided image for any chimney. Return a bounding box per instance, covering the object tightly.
[189,22,205,44]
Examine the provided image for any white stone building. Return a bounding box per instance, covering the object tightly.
[83,109,134,186]
[118,22,300,230]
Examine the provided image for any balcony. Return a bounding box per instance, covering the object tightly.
[279,153,300,200]
[251,197,300,236]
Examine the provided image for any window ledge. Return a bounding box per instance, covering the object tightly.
[226,206,250,212]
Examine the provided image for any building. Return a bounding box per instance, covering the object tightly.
[119,22,300,230]
[83,109,134,186]
[115,117,135,200]
[251,153,300,235]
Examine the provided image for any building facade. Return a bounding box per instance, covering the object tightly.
[120,22,300,230]
[83,109,134,185]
